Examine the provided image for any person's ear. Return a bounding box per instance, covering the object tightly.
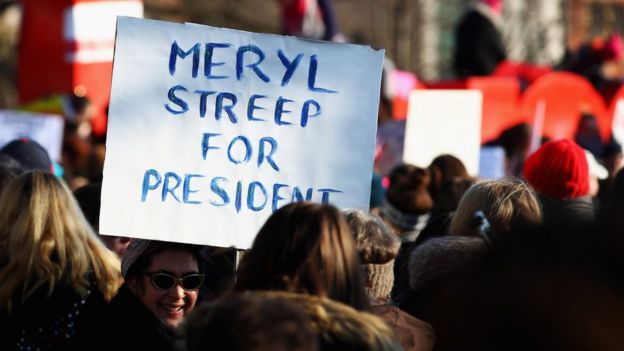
[127,276,141,294]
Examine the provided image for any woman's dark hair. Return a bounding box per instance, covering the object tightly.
[73,182,102,231]
[427,155,470,199]
[183,293,317,351]
[0,154,24,193]
[386,164,433,215]
[235,202,370,311]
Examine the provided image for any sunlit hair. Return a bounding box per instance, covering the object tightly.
[343,210,399,264]
[449,178,542,238]
[235,202,370,310]
[0,171,121,312]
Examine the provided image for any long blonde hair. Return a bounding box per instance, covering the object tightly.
[0,171,121,311]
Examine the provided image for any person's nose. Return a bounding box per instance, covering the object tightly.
[170,283,185,299]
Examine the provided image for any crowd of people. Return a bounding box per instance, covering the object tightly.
[1,122,624,350]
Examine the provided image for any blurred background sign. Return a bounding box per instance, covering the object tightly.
[17,0,143,138]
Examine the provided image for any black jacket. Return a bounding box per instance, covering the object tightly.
[453,8,506,78]
[73,283,177,351]
[0,279,108,351]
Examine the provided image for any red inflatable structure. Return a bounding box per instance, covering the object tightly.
[18,0,143,137]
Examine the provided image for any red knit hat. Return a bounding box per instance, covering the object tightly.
[523,140,589,200]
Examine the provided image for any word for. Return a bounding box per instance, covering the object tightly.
[202,133,280,172]
[140,169,342,213]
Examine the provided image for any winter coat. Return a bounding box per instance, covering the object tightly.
[0,278,108,351]
[539,195,595,231]
[78,283,177,351]
[257,291,403,351]
[393,227,430,305]
[372,304,435,351]
[402,234,624,351]
[453,5,506,78]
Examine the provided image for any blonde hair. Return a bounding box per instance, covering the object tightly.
[450,178,542,237]
[0,171,121,312]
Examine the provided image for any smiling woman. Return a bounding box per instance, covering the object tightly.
[91,240,205,351]
[129,247,203,330]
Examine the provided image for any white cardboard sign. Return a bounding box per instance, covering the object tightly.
[403,90,482,175]
[479,146,506,180]
[101,17,384,249]
[0,110,65,161]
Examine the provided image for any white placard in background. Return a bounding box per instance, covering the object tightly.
[403,90,482,175]
[479,146,506,180]
[101,17,384,249]
[0,110,65,161]
[63,0,144,63]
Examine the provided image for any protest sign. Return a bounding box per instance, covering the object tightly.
[101,17,384,249]
[0,110,64,161]
[479,146,506,180]
[403,90,482,175]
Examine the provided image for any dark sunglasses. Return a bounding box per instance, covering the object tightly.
[143,271,205,291]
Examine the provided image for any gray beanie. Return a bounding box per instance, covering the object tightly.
[344,210,400,304]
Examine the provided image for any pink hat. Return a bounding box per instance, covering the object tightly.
[480,0,503,14]
[602,33,624,61]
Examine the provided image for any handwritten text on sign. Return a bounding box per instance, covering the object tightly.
[101,17,384,248]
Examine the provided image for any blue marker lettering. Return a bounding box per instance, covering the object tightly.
[301,99,321,127]
[272,183,288,212]
[227,135,252,164]
[236,45,270,83]
[277,49,303,87]
[292,187,314,202]
[317,188,342,204]
[141,169,161,202]
[204,43,231,79]
[247,94,266,122]
[162,172,182,203]
[183,174,203,204]
[215,92,238,123]
[258,137,279,171]
[308,55,337,93]
[209,177,229,206]
[194,90,216,118]
[235,181,243,213]
[247,181,268,211]
[274,97,293,126]
[201,133,221,160]
[165,85,189,115]
[169,41,200,77]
